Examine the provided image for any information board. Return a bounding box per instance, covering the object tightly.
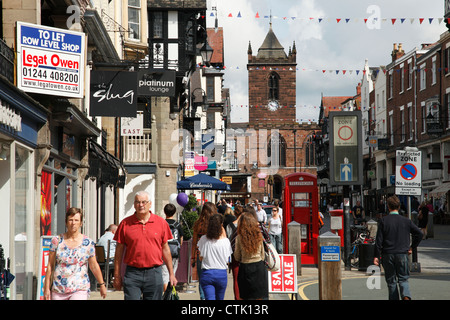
[395,149,422,196]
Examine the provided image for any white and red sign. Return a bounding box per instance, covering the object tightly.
[268,254,298,293]
[16,21,85,98]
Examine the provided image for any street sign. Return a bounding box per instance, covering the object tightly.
[395,149,422,196]
[321,245,340,262]
[329,111,363,185]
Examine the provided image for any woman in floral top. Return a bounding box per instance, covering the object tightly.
[43,208,106,300]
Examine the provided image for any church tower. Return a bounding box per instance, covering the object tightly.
[247,23,297,128]
[244,23,318,201]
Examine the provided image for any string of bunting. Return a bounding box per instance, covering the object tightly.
[209,11,450,25]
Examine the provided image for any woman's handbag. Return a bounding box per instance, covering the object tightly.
[263,239,280,272]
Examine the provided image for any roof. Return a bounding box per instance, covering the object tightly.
[207,28,224,65]
[256,25,287,60]
[321,96,353,116]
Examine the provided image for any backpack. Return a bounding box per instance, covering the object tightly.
[167,220,181,258]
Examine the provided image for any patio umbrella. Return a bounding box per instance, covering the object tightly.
[177,173,230,191]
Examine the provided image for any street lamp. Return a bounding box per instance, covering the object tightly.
[200,40,214,65]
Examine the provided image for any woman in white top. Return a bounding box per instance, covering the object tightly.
[197,214,233,300]
[268,207,283,254]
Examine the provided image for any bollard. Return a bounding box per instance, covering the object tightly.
[318,231,342,300]
[288,221,302,276]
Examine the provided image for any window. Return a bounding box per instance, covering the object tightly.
[389,71,393,99]
[389,112,394,145]
[268,73,280,101]
[400,66,404,93]
[447,93,450,129]
[267,133,286,167]
[422,103,427,133]
[128,0,141,40]
[420,63,426,90]
[408,104,413,140]
[206,77,214,102]
[408,62,413,89]
[432,57,437,85]
[400,107,405,142]
[151,11,163,39]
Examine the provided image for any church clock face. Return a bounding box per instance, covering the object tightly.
[267,100,280,111]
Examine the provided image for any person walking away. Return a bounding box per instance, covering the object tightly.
[268,207,283,254]
[418,202,429,240]
[191,202,217,300]
[227,204,243,300]
[197,214,232,300]
[234,211,268,300]
[373,195,423,300]
[113,191,177,300]
[44,208,106,300]
[162,203,184,291]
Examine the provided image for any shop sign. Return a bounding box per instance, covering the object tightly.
[121,112,144,136]
[0,100,22,132]
[137,70,176,97]
[16,21,85,98]
[90,71,137,117]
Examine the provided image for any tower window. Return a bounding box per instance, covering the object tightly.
[268,72,280,100]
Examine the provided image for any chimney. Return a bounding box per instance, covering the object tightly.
[391,43,405,62]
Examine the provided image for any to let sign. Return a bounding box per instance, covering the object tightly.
[268,254,297,293]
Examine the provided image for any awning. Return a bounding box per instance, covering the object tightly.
[429,182,450,198]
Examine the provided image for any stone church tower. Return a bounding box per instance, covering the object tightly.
[245,23,318,201]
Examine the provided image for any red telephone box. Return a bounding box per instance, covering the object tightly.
[283,173,319,266]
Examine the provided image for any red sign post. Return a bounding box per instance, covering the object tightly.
[268,254,298,294]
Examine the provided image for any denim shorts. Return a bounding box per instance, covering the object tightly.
[123,265,163,300]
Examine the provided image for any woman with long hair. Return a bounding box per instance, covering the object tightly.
[197,214,232,300]
[191,201,217,300]
[234,211,268,300]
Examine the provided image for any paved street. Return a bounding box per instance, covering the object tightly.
[89,221,450,301]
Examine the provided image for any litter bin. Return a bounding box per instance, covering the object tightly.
[358,243,375,271]
[329,209,344,247]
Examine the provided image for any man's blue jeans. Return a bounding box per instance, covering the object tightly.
[381,253,411,300]
[123,265,163,300]
[199,269,228,300]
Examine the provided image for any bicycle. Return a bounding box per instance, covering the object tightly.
[349,225,374,269]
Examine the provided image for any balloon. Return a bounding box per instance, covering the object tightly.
[169,193,178,205]
[177,192,189,207]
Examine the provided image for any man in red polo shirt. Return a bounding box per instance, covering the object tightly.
[113,191,177,300]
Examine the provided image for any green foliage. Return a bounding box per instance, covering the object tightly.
[180,194,200,240]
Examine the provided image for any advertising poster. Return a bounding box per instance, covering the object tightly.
[40,171,52,236]
[36,236,53,300]
[16,21,85,98]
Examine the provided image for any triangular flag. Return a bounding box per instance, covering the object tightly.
[319,18,323,23]
[419,18,424,24]
[336,18,341,23]
[429,18,433,24]
[364,18,368,23]
[255,12,260,18]
[345,19,350,23]
[228,13,233,17]
[237,11,242,18]
[400,18,406,24]
[391,19,396,25]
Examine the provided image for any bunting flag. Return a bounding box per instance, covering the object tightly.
[209,11,448,25]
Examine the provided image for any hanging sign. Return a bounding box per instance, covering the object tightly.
[90,70,137,117]
[16,21,85,98]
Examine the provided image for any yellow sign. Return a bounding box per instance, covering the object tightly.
[222,176,232,184]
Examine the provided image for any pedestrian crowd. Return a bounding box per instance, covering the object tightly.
[44,192,283,300]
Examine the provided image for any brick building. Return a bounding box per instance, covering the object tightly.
[236,23,319,202]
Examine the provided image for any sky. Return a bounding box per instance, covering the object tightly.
[206,0,447,123]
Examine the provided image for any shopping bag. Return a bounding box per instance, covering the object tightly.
[163,283,180,300]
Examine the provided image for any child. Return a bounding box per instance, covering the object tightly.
[162,203,184,291]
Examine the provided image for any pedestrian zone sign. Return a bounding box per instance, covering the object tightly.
[395,150,422,196]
